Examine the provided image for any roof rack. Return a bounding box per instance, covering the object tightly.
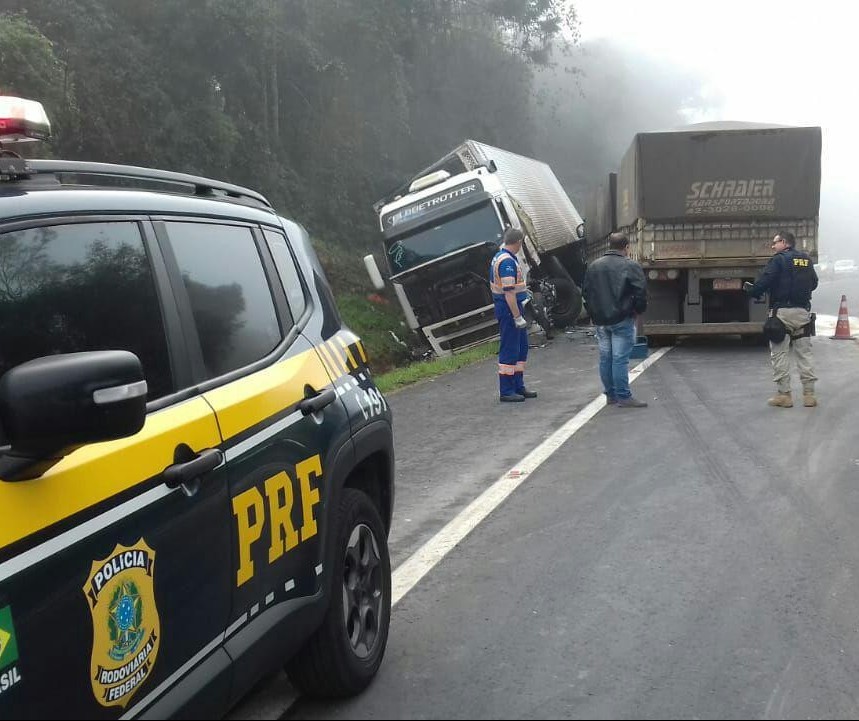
[20,159,274,210]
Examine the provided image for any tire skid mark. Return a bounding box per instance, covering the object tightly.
[664,351,859,688]
[677,358,857,562]
[650,358,747,510]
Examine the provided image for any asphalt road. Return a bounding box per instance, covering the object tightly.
[227,327,609,719]
[273,328,859,720]
[228,303,859,719]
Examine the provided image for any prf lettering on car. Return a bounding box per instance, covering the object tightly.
[232,453,323,586]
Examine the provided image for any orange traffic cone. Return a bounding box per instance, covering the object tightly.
[831,295,855,339]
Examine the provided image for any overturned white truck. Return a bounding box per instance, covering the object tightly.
[585,122,822,341]
[367,140,586,356]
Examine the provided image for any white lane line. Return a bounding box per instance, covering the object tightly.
[391,347,671,606]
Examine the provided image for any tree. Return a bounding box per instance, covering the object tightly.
[0,12,78,151]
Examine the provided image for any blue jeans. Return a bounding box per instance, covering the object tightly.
[595,317,636,400]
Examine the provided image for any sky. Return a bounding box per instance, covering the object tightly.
[571,0,855,258]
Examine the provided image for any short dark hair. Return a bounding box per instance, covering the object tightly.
[776,231,796,248]
[503,227,524,246]
[608,232,630,250]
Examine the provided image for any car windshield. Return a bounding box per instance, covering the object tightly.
[385,202,502,275]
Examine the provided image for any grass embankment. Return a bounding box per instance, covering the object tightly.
[375,341,499,394]
[315,237,500,393]
[337,293,500,393]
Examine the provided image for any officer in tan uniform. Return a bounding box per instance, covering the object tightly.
[744,231,818,408]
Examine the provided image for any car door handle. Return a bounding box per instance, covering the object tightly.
[163,448,223,490]
[299,387,337,416]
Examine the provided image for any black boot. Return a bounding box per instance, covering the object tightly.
[500,394,525,403]
[519,388,538,399]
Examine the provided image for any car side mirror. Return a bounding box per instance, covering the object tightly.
[0,351,148,482]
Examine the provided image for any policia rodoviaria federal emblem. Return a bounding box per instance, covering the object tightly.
[83,540,161,708]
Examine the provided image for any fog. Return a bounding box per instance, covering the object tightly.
[572,0,855,261]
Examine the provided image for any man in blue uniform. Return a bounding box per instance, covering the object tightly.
[744,230,818,408]
[489,227,536,402]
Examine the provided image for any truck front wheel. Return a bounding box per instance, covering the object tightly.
[549,276,583,328]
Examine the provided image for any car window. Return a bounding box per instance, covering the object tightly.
[0,221,173,399]
[263,229,307,320]
[165,222,283,378]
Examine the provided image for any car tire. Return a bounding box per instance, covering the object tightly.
[285,488,391,698]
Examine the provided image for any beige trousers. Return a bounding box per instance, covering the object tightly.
[770,307,817,394]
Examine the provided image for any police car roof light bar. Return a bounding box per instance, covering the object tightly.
[0,96,51,143]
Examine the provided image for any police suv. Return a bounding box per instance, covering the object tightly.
[0,97,394,718]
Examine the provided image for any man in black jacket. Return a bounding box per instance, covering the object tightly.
[582,233,648,407]
[744,230,818,408]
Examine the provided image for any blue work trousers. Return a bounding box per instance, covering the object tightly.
[495,298,529,397]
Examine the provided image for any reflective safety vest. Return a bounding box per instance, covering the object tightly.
[489,248,526,298]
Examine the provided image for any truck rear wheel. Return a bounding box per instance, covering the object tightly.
[285,488,391,697]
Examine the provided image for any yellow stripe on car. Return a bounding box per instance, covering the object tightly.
[336,336,359,370]
[329,340,351,375]
[318,341,346,378]
[0,397,220,550]
[203,348,330,441]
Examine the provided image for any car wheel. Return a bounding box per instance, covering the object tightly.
[286,488,391,698]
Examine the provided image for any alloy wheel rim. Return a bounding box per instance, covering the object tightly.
[341,523,383,659]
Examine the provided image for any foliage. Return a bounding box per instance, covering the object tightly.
[0,2,706,372]
[337,294,412,374]
[1,0,574,249]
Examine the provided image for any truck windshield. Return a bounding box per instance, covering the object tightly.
[385,202,502,274]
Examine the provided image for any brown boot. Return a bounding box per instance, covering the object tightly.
[768,392,794,408]
[803,392,817,407]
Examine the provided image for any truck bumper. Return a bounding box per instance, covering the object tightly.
[643,322,762,336]
[423,304,499,357]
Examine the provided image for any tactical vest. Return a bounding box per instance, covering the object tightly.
[773,249,815,309]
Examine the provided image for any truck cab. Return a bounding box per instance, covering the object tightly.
[376,166,523,356]
[369,141,587,357]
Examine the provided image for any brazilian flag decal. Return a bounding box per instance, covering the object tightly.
[0,606,18,671]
